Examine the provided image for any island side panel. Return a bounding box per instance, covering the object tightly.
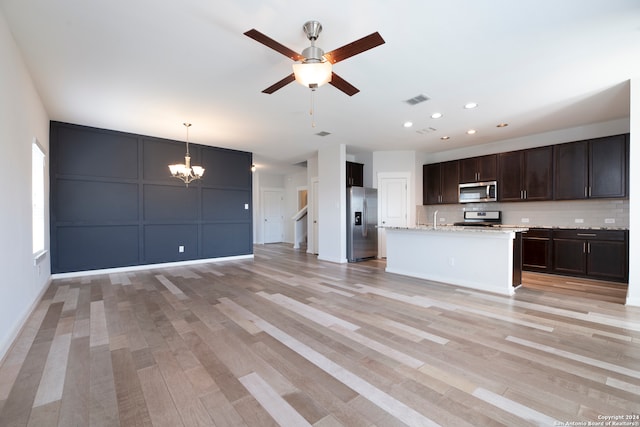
[384,228,516,296]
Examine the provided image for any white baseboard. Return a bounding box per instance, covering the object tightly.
[0,277,52,365]
[626,296,640,307]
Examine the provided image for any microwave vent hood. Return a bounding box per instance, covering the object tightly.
[459,181,497,203]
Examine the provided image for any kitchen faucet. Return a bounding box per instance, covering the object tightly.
[433,210,438,229]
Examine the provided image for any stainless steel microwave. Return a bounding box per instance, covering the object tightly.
[459,181,497,203]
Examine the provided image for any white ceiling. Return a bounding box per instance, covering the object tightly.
[2,0,638,174]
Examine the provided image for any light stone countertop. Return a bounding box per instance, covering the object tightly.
[382,225,530,233]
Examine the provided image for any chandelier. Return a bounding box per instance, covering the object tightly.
[168,123,205,186]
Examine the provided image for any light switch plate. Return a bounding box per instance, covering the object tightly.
[604,218,615,224]
[574,218,584,224]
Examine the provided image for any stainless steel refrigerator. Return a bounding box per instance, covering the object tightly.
[347,187,378,262]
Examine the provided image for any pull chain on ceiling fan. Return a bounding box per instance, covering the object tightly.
[244,21,385,96]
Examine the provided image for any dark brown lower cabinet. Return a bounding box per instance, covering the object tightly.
[552,238,586,276]
[552,229,628,282]
[522,229,552,272]
[587,239,628,281]
[523,228,628,283]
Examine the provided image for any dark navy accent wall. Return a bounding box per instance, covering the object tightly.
[50,121,253,273]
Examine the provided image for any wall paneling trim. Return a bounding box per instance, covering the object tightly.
[50,122,253,273]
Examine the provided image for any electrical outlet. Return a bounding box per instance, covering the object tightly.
[178,245,184,253]
[574,218,584,224]
[449,257,455,267]
[244,203,249,210]
[521,218,530,223]
[604,218,615,224]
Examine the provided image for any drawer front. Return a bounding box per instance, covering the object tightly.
[552,229,626,241]
[523,228,552,239]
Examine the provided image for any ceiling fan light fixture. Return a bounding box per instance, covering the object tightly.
[293,61,332,88]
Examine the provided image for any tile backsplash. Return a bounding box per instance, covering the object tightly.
[416,199,629,229]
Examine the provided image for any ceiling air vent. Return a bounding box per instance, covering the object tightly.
[416,127,437,135]
[404,94,430,106]
[315,131,331,137]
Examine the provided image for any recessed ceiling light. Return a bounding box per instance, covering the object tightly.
[464,102,478,109]
[496,123,509,128]
[403,121,413,128]
[466,129,476,135]
[431,112,443,119]
[440,136,450,140]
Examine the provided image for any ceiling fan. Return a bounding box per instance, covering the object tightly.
[244,21,385,96]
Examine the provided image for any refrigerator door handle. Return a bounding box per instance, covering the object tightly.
[362,200,368,237]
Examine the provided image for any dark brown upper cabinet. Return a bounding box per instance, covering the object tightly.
[423,161,459,205]
[346,161,364,187]
[498,146,553,202]
[459,154,497,183]
[553,140,588,200]
[590,135,628,198]
[555,134,628,200]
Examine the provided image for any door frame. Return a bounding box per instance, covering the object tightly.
[309,177,319,254]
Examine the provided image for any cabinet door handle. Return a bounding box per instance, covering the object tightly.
[587,242,591,254]
[584,187,588,198]
[577,233,597,237]
[588,186,592,197]
[583,242,586,253]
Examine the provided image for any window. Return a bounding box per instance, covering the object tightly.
[32,139,45,255]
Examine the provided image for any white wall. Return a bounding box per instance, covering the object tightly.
[306,155,318,254]
[349,151,374,187]
[627,79,639,306]
[318,143,346,263]
[0,10,51,360]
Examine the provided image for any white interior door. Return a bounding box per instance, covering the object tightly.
[378,174,409,258]
[263,189,284,243]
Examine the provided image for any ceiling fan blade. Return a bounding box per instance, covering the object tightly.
[329,72,359,96]
[262,73,296,94]
[324,32,385,64]
[244,29,304,61]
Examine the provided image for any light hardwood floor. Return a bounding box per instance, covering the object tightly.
[521,271,629,305]
[0,244,639,426]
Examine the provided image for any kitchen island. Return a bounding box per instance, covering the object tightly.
[384,226,527,296]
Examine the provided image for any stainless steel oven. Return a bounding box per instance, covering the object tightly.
[454,210,502,227]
